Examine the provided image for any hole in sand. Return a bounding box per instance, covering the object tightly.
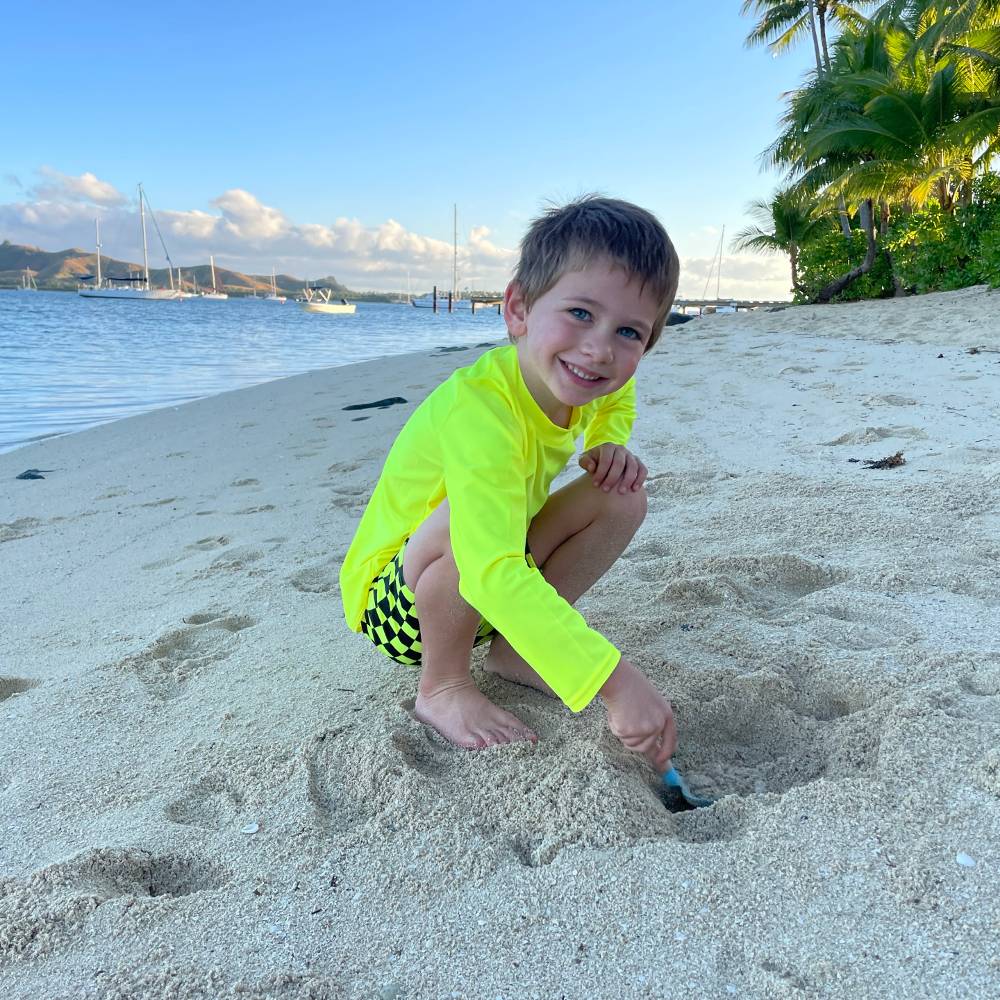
[0,677,38,703]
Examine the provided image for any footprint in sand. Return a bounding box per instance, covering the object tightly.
[327,460,362,475]
[862,393,918,407]
[298,729,375,835]
[165,771,247,830]
[0,517,42,543]
[0,677,39,703]
[113,613,255,699]
[193,546,267,579]
[823,426,927,446]
[327,484,371,513]
[0,847,228,961]
[186,535,230,552]
[231,478,259,488]
[143,535,233,571]
[289,563,339,594]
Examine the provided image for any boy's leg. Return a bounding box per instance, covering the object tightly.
[483,474,647,696]
[402,500,537,750]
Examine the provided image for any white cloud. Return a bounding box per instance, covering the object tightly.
[31,167,125,206]
[212,189,290,242]
[0,169,519,292]
[677,252,792,303]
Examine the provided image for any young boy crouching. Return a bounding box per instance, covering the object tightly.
[340,195,681,773]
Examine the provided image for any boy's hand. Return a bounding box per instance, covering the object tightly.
[579,443,647,494]
[599,659,677,773]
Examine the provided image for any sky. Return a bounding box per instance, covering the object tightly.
[1,0,817,301]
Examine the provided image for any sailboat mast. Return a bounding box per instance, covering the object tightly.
[211,255,217,293]
[138,184,151,290]
[95,217,102,287]
[717,225,725,300]
[452,204,458,300]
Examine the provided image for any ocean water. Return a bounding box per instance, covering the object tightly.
[0,292,505,454]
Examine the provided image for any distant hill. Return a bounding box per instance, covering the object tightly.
[0,239,397,301]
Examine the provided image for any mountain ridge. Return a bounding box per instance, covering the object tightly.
[0,239,398,300]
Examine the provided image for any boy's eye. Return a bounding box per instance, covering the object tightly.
[618,327,642,341]
[569,307,591,321]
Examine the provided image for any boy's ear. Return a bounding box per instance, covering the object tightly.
[503,280,529,339]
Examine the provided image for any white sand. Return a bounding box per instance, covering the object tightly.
[1,287,999,999]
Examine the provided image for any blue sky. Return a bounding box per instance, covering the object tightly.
[1,1,816,299]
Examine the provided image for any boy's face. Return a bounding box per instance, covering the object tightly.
[504,257,659,426]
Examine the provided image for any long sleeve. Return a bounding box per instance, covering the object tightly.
[440,382,620,712]
[582,377,636,450]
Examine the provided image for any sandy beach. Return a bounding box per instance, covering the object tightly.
[2,286,999,999]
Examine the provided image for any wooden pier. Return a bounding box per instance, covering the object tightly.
[674,297,789,316]
[428,285,503,314]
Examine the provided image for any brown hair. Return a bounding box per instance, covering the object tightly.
[512,195,680,351]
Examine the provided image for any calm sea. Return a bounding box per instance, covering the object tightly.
[0,292,505,454]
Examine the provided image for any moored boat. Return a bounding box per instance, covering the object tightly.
[264,267,286,303]
[199,255,229,299]
[78,187,181,300]
[300,284,356,314]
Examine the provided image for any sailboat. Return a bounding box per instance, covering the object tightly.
[17,268,38,292]
[412,204,473,309]
[78,185,181,300]
[176,267,197,298]
[264,267,286,303]
[200,255,228,299]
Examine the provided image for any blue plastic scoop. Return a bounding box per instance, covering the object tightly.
[661,767,714,810]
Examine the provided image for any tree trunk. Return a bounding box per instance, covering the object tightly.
[808,2,824,73]
[790,242,799,293]
[816,199,878,303]
[838,195,853,237]
[817,3,832,72]
[885,249,907,297]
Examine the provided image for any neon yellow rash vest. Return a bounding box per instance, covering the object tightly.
[339,345,636,712]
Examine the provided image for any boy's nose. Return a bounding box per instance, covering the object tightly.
[582,330,614,364]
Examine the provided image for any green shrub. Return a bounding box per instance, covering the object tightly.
[794,229,895,303]
[886,176,1000,292]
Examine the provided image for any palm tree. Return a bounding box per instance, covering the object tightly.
[742,1,874,71]
[744,1,876,233]
[731,189,832,294]
[743,0,1000,301]
[803,22,1000,214]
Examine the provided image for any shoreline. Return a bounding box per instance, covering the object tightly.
[2,288,999,999]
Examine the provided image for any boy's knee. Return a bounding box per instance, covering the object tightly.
[600,483,647,528]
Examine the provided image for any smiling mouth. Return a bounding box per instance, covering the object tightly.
[560,358,605,383]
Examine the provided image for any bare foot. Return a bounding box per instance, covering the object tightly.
[483,638,557,698]
[414,677,537,750]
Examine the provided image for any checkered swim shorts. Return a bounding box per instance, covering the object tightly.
[359,540,535,666]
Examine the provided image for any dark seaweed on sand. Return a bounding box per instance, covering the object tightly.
[863,451,905,470]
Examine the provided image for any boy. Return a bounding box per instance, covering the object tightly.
[339,196,680,773]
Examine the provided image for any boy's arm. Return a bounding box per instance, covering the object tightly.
[582,377,636,451]
[441,387,621,712]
